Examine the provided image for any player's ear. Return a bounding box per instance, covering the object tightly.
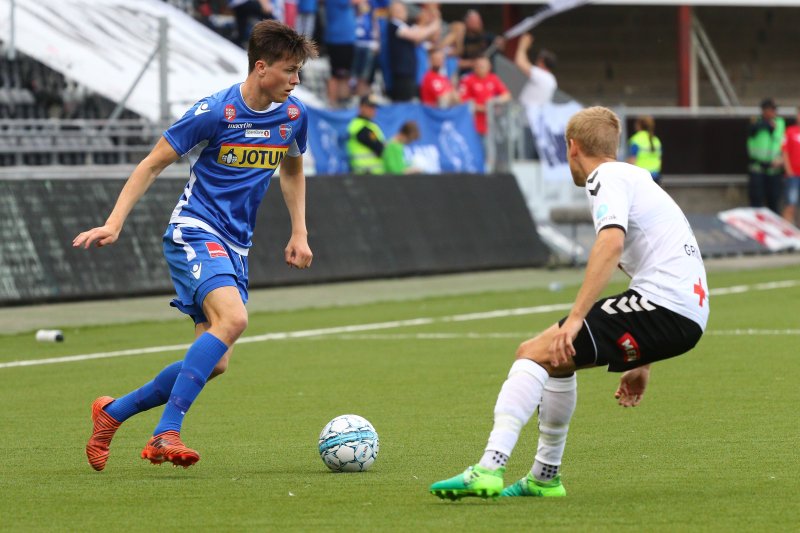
[567,138,578,157]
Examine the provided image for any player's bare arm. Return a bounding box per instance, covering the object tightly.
[279,154,312,269]
[549,226,624,367]
[73,137,180,249]
[615,364,651,407]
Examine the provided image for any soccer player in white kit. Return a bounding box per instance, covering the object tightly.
[431,106,709,500]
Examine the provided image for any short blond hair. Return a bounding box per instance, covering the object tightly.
[565,106,621,158]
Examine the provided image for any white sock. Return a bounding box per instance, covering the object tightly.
[479,359,549,469]
[479,450,509,469]
[532,374,577,481]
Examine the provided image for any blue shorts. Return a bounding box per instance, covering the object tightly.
[162,224,249,324]
[785,176,800,206]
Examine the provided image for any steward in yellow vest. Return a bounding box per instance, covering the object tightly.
[627,116,662,184]
[347,95,386,174]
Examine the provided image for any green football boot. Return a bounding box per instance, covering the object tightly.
[501,473,566,497]
[429,465,505,500]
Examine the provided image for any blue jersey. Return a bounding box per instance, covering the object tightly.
[297,0,317,13]
[164,83,308,255]
[324,0,356,45]
[355,10,375,46]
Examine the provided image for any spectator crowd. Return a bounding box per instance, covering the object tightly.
[181,0,538,121]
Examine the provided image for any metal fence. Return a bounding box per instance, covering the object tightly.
[0,118,162,166]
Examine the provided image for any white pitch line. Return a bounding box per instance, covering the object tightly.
[1,279,797,370]
[0,311,555,370]
[291,329,800,341]
[317,329,800,340]
[710,279,800,295]
[706,329,800,336]
[307,332,531,341]
[0,343,195,369]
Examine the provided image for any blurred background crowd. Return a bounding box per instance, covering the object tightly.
[1,0,799,224]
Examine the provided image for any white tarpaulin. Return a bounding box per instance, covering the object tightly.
[510,99,585,223]
[526,99,583,183]
[0,0,320,122]
[718,207,800,251]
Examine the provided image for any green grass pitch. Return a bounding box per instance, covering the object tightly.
[1,266,798,532]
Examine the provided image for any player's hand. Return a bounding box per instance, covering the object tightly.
[547,317,581,368]
[285,234,313,269]
[72,225,120,249]
[518,33,534,49]
[614,365,651,407]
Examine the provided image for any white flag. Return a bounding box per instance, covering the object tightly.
[504,0,590,40]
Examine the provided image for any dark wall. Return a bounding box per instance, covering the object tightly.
[0,173,550,305]
[626,116,795,175]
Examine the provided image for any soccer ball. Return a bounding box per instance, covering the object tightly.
[318,414,379,472]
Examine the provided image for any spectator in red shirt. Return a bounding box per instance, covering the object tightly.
[782,109,800,224]
[458,56,511,136]
[419,48,459,107]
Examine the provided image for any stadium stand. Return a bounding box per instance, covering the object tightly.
[694,6,800,106]
[0,52,156,167]
[0,56,165,167]
[0,54,140,120]
[2,3,799,171]
[473,4,800,108]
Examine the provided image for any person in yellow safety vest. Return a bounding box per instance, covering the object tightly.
[626,116,663,185]
[347,94,386,174]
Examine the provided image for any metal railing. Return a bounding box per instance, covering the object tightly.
[0,118,163,166]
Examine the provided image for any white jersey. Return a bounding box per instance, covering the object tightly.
[586,162,709,330]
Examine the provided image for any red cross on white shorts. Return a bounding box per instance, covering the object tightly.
[693,278,706,307]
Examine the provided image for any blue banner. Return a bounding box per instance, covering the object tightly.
[306,103,484,175]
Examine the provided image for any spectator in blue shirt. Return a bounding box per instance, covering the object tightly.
[352,0,380,97]
[324,0,358,107]
[296,0,318,38]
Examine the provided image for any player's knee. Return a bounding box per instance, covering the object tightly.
[514,335,547,361]
[222,311,248,339]
[514,339,533,359]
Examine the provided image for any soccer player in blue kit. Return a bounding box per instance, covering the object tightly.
[74,21,318,470]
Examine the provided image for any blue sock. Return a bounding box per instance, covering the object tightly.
[104,361,182,422]
[153,332,228,435]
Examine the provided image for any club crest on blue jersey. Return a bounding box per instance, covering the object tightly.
[224,104,237,121]
[217,143,288,168]
[279,124,292,140]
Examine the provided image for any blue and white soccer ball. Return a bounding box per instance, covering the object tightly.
[318,414,379,472]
